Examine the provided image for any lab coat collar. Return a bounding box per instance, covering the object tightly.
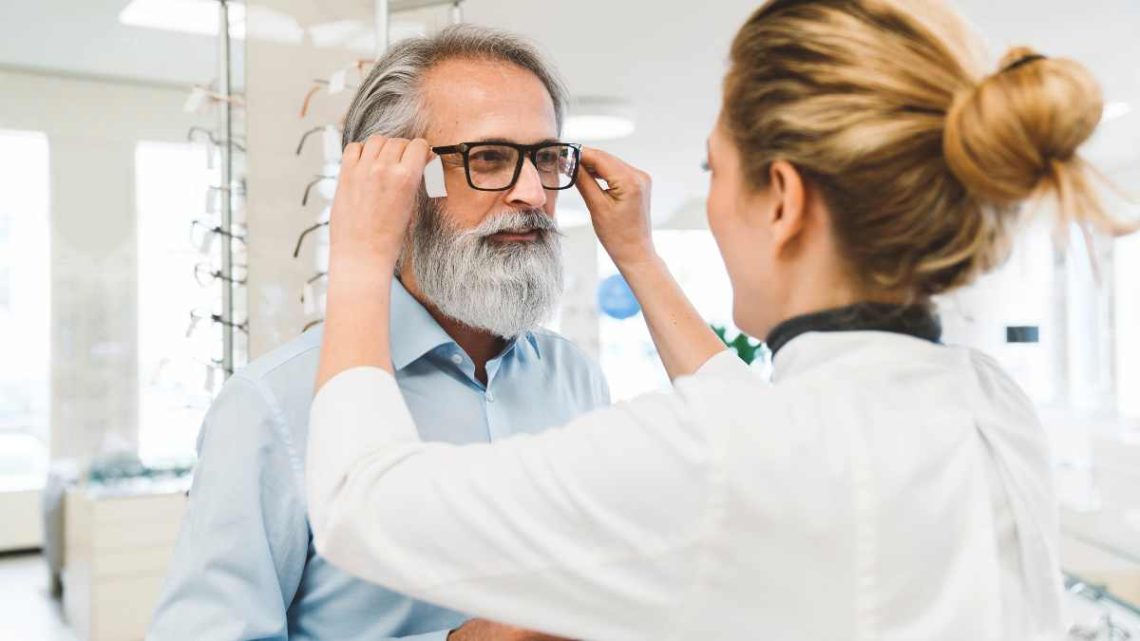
[769,320,942,386]
[765,302,941,358]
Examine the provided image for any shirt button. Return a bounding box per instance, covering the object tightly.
[485,391,495,402]
[450,353,463,365]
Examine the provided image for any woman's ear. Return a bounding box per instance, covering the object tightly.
[767,160,807,256]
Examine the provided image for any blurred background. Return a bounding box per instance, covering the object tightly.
[0,1,1138,639]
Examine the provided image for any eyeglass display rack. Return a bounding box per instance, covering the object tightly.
[292,0,466,332]
[186,0,247,380]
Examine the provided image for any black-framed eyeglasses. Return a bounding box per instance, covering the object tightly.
[431,142,582,192]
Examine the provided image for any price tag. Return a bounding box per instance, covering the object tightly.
[328,69,347,95]
[322,125,341,162]
[199,231,216,254]
[424,156,447,198]
[184,86,207,113]
[186,316,201,338]
[303,284,316,315]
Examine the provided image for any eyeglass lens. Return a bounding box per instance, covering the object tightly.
[466,144,578,190]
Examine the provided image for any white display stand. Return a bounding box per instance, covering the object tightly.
[0,483,43,552]
[63,486,187,641]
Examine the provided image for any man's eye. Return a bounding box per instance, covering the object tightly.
[472,150,509,164]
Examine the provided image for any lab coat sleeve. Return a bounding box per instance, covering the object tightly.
[307,363,737,641]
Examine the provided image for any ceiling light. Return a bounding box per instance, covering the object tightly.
[564,98,636,141]
[120,0,238,37]
[118,0,305,45]
[307,20,366,49]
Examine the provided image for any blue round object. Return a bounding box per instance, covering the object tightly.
[597,274,641,320]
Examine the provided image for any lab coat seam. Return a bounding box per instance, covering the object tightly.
[963,350,1063,637]
[850,401,879,641]
[657,387,734,641]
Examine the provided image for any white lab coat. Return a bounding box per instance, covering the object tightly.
[306,331,1063,641]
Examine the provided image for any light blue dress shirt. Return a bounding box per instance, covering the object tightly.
[147,279,610,641]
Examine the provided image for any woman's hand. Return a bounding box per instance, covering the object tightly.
[575,147,726,381]
[575,147,657,268]
[328,135,433,270]
[315,135,431,389]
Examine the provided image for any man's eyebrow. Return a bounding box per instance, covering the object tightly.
[469,137,562,146]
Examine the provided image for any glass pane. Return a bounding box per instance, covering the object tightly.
[535,145,576,189]
[1116,232,1140,420]
[468,145,519,189]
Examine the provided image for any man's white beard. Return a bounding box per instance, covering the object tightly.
[405,198,564,339]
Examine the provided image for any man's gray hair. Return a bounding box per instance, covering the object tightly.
[342,24,568,147]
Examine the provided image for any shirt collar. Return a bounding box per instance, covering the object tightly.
[390,279,542,370]
[390,279,457,371]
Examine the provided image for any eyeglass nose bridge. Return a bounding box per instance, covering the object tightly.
[512,149,553,193]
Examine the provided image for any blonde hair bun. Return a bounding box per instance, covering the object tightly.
[726,2,1137,301]
[944,47,1122,230]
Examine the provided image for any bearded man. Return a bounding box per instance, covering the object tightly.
[148,24,609,641]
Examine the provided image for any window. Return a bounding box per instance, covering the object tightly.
[597,230,738,401]
[0,130,50,487]
[1115,230,1140,420]
[136,141,218,464]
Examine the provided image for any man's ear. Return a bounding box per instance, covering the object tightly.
[767,160,807,256]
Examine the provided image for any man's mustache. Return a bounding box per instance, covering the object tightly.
[464,210,561,239]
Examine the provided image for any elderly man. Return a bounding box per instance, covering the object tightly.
[147,25,609,641]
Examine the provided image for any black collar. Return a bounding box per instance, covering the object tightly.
[765,303,942,358]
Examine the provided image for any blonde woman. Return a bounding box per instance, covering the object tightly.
[304,1,1135,639]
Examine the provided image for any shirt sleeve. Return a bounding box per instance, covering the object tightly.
[306,356,748,641]
[147,376,309,641]
[590,357,612,408]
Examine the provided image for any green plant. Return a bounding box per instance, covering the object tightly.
[711,324,764,365]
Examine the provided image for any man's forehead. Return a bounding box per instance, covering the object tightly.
[421,58,558,143]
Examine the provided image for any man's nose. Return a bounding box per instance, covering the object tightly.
[505,158,548,209]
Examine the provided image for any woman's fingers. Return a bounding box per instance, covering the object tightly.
[581,147,641,191]
[575,147,656,267]
[327,136,433,266]
[401,138,433,167]
[376,137,409,165]
[341,142,364,167]
[361,134,387,160]
[575,153,611,212]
